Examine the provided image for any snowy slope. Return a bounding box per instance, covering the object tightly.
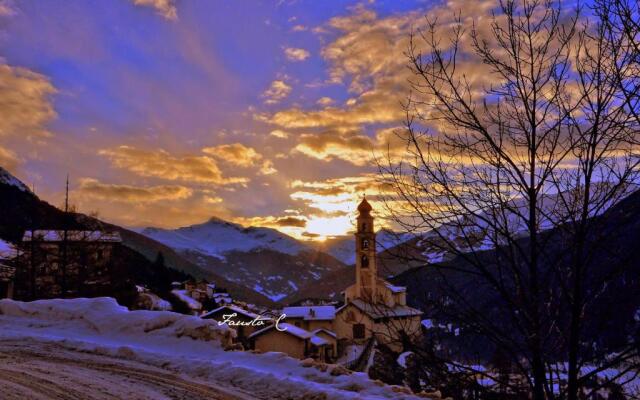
[0,297,421,400]
[0,166,30,192]
[142,217,311,260]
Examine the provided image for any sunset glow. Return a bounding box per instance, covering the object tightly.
[0,0,472,239]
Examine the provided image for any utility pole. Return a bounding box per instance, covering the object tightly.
[61,174,69,298]
[29,183,37,300]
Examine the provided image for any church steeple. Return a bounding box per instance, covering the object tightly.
[354,196,377,301]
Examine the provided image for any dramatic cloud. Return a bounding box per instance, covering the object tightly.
[99,146,248,185]
[0,146,19,171]
[77,178,193,202]
[132,0,177,20]
[284,47,310,61]
[0,64,56,139]
[203,143,263,168]
[262,80,292,105]
[274,216,307,228]
[294,129,374,166]
[259,160,277,175]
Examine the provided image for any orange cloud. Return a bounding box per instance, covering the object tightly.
[132,0,177,20]
[203,143,262,167]
[263,80,292,105]
[0,64,56,140]
[77,178,193,202]
[284,47,310,61]
[99,146,248,185]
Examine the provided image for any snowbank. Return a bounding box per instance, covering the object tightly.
[0,297,233,343]
[0,297,421,400]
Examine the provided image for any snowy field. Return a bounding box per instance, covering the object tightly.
[0,297,420,400]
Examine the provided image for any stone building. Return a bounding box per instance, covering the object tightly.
[334,197,423,351]
[15,230,123,299]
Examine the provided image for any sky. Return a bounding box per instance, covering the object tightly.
[0,0,496,240]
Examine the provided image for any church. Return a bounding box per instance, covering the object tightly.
[333,197,423,351]
[249,198,423,361]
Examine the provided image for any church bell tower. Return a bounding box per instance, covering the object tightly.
[355,197,377,301]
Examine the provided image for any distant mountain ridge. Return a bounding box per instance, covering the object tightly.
[141,217,312,260]
[140,218,347,302]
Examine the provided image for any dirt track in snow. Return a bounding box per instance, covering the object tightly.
[0,340,257,400]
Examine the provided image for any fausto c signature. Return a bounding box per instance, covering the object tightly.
[217,312,288,331]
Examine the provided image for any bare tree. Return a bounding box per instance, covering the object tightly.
[379,0,640,398]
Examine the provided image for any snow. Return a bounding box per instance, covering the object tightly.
[253,283,287,302]
[397,351,413,368]
[0,297,421,399]
[282,306,336,320]
[171,289,202,310]
[384,282,406,293]
[0,239,15,259]
[0,166,30,192]
[310,335,329,346]
[421,319,434,329]
[202,304,259,320]
[141,217,311,259]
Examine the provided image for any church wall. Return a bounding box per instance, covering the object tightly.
[334,303,375,342]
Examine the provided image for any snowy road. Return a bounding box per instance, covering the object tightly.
[0,340,256,400]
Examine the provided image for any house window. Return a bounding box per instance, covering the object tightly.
[361,255,369,268]
[361,223,367,231]
[362,239,369,249]
[353,324,365,339]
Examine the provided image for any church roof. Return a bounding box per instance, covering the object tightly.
[346,299,423,320]
[357,197,373,214]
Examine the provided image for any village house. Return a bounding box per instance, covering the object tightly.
[15,230,124,300]
[0,262,15,299]
[249,323,332,362]
[202,304,263,347]
[0,239,15,299]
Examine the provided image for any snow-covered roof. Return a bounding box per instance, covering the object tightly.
[250,322,312,340]
[22,230,122,243]
[311,328,337,339]
[384,281,406,294]
[171,289,202,310]
[202,305,259,320]
[249,323,331,347]
[310,335,329,346]
[282,306,336,321]
[343,299,423,320]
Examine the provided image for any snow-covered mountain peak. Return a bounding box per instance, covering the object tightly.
[140,217,312,259]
